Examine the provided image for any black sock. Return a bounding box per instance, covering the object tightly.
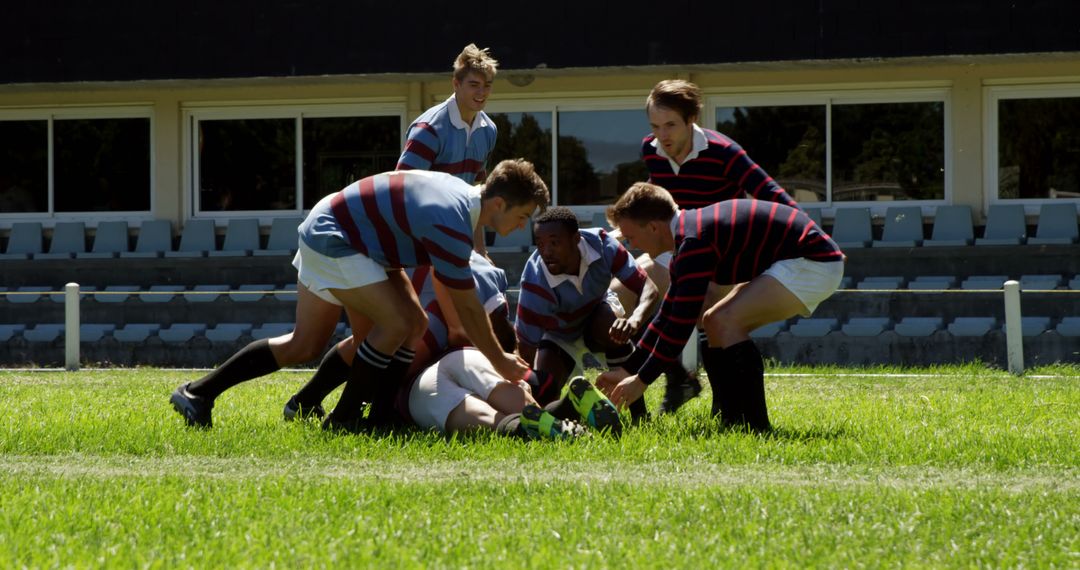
[368,346,415,425]
[605,342,633,368]
[188,339,279,401]
[495,412,523,436]
[543,397,578,421]
[292,346,350,408]
[700,345,734,421]
[726,340,771,432]
[525,370,562,406]
[628,395,649,421]
[330,340,391,423]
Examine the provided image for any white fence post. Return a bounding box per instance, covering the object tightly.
[1003,280,1023,375]
[65,282,80,371]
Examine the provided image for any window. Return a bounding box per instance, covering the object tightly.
[486,101,647,208]
[0,110,151,215]
[714,89,948,206]
[187,105,403,215]
[989,86,1080,201]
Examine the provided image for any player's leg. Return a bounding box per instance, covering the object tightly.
[530,340,574,405]
[285,317,372,420]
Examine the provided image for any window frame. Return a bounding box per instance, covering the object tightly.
[182,101,406,222]
[708,86,952,218]
[0,105,155,222]
[985,82,1080,214]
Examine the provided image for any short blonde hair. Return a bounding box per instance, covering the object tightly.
[606,182,677,225]
[483,159,550,211]
[454,44,499,82]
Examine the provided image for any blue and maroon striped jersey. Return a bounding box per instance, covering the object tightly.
[396,95,497,184]
[411,252,509,355]
[299,170,479,290]
[515,228,647,346]
[641,126,799,209]
[631,199,843,384]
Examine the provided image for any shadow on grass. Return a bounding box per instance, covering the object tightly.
[676,419,854,442]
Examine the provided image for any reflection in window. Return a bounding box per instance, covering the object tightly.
[303,116,400,208]
[999,97,1080,199]
[199,119,296,211]
[557,110,647,205]
[717,105,826,203]
[489,112,553,190]
[0,120,47,213]
[832,102,944,202]
[54,118,151,212]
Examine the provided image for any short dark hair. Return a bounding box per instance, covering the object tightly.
[533,206,579,234]
[606,182,677,225]
[646,79,702,123]
[482,159,550,211]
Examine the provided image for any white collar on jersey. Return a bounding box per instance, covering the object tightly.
[541,234,602,294]
[446,94,488,132]
[468,186,482,231]
[652,123,708,174]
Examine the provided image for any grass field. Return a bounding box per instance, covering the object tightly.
[1,365,1077,568]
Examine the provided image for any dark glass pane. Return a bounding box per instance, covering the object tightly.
[999,97,1080,199]
[832,102,945,202]
[717,105,826,203]
[557,110,647,205]
[489,112,553,190]
[0,120,48,213]
[302,115,400,209]
[54,118,151,212]
[199,119,296,211]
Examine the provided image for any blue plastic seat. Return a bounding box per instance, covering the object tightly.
[1020,317,1052,337]
[165,219,217,258]
[140,285,185,303]
[873,206,923,247]
[209,218,260,257]
[960,275,1009,291]
[924,205,975,247]
[251,322,294,340]
[0,324,26,341]
[229,284,275,303]
[121,219,173,258]
[0,222,43,260]
[1056,317,1080,337]
[24,324,65,343]
[95,285,139,304]
[976,205,1027,245]
[749,320,787,339]
[841,317,892,337]
[158,323,207,343]
[1028,203,1078,245]
[253,217,302,257]
[907,275,957,290]
[113,323,161,343]
[185,285,229,303]
[948,317,998,337]
[10,286,51,304]
[787,318,838,337]
[80,221,130,258]
[274,284,298,302]
[204,323,253,343]
[830,208,872,249]
[856,276,905,290]
[79,323,116,342]
[893,317,943,337]
[1019,274,1063,291]
[48,285,96,304]
[36,222,87,259]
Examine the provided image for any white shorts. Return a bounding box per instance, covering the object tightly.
[291,239,388,305]
[408,348,506,432]
[762,258,844,316]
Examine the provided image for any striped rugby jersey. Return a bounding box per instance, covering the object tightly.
[396,95,497,184]
[299,170,479,290]
[410,252,509,355]
[641,126,799,209]
[631,199,843,384]
[515,228,647,346]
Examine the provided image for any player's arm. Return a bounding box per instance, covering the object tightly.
[518,340,537,368]
[445,286,528,382]
[396,122,438,171]
[431,276,469,346]
[612,275,660,343]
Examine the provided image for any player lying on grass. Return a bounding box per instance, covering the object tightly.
[170,160,547,432]
[513,207,660,422]
[597,183,844,432]
[283,252,617,438]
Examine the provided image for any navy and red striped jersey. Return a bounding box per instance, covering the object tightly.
[641,126,798,209]
[299,170,479,290]
[397,95,497,184]
[631,199,843,384]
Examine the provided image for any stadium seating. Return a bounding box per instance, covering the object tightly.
[787,317,839,337]
[112,323,161,343]
[1027,203,1078,245]
[589,212,613,231]
[229,284,275,302]
[924,205,974,246]
[80,221,130,258]
[48,285,95,304]
[947,317,998,336]
[185,285,229,303]
[165,219,216,258]
[253,216,303,256]
[1057,317,1080,337]
[960,275,1008,290]
[95,285,139,304]
[10,286,51,304]
[23,324,65,343]
[204,323,253,343]
[907,275,957,290]
[0,222,43,260]
[893,317,943,337]
[856,276,905,290]
[1019,274,1064,291]
[79,324,116,342]
[251,322,293,340]
[1070,276,1080,290]
[749,320,788,339]
[830,207,872,248]
[36,222,87,259]
[841,317,892,337]
[1020,316,1052,337]
[209,218,260,257]
[158,323,208,343]
[0,324,26,342]
[873,206,923,247]
[139,285,185,303]
[122,219,173,258]
[975,204,1026,245]
[274,284,298,302]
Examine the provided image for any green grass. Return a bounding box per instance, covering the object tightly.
[1,366,1077,568]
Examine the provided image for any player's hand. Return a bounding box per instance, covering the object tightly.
[609,374,647,409]
[596,367,631,397]
[493,352,530,383]
[608,318,639,344]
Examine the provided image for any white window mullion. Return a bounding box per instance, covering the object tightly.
[295,116,303,212]
[825,101,833,206]
[550,108,559,206]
